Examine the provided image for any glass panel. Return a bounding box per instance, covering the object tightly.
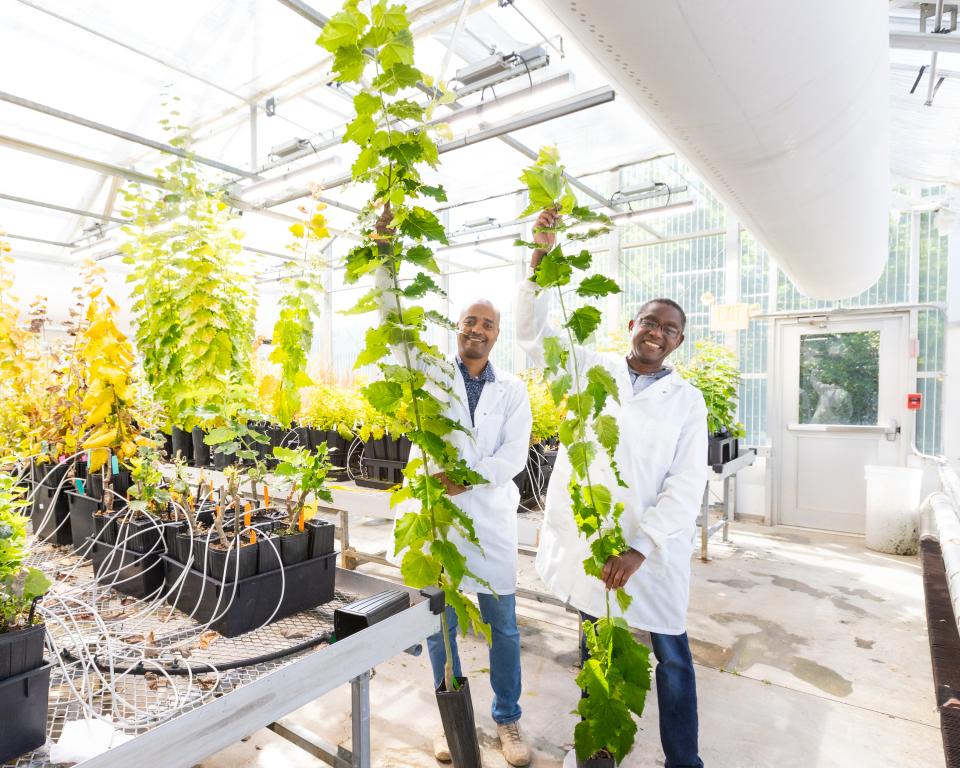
[798,332,880,425]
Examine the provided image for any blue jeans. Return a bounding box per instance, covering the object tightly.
[580,613,703,768]
[427,593,522,724]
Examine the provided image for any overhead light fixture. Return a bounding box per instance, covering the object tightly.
[438,232,518,252]
[238,155,343,204]
[270,138,311,160]
[443,72,574,134]
[454,45,549,96]
[462,217,497,229]
[71,236,117,259]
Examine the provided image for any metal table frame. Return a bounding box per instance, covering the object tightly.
[697,450,756,561]
[60,569,440,768]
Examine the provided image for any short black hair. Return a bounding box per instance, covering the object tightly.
[635,298,687,329]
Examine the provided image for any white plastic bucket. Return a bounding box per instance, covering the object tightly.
[864,465,922,555]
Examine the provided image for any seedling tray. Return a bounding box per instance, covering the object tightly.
[161,550,338,637]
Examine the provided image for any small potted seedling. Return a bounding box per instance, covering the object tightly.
[198,466,257,581]
[271,445,334,567]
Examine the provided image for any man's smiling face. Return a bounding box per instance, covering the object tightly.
[458,300,500,360]
[628,301,685,369]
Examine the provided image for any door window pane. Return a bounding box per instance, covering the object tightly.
[799,332,879,425]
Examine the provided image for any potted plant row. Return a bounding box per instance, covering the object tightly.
[0,468,53,763]
[514,369,564,510]
[162,447,337,637]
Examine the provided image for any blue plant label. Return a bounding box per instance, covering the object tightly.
[86,450,91,465]
[75,478,85,494]
[111,455,120,475]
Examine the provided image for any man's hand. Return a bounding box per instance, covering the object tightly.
[531,208,559,271]
[601,549,645,590]
[433,472,467,497]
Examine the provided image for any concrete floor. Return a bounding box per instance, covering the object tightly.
[199,520,942,768]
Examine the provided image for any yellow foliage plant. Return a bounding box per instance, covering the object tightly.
[77,262,151,476]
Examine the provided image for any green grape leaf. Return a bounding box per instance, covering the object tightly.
[418,184,447,202]
[568,250,593,270]
[334,45,367,81]
[565,306,602,343]
[533,247,572,289]
[363,380,404,412]
[317,8,368,52]
[549,373,571,405]
[593,414,619,455]
[568,441,596,479]
[577,274,621,297]
[587,364,620,406]
[379,28,415,69]
[399,207,448,243]
[400,548,441,588]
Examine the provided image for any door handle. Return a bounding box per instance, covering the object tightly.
[885,419,900,442]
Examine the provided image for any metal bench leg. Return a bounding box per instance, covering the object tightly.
[351,670,371,768]
[700,484,710,561]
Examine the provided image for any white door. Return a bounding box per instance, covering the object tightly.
[773,313,914,533]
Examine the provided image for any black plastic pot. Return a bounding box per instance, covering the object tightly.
[257,534,282,574]
[171,426,193,463]
[577,753,616,767]
[66,491,100,553]
[192,427,211,468]
[36,460,69,489]
[162,519,187,559]
[279,530,309,566]
[0,623,45,681]
[435,676,482,768]
[307,518,336,558]
[708,433,739,467]
[92,512,118,546]
[357,434,411,490]
[86,468,132,505]
[514,443,547,506]
[162,550,338,637]
[175,531,197,566]
[204,540,259,582]
[31,484,71,545]
[88,540,164,599]
[121,515,164,555]
[212,448,233,471]
[162,430,174,460]
[0,662,52,763]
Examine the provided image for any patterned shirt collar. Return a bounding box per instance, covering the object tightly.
[455,355,496,383]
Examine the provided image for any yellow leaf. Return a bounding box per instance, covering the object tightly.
[303,499,318,522]
[87,447,109,472]
[84,398,113,427]
[120,440,136,458]
[289,222,305,238]
[84,426,118,449]
[89,285,103,298]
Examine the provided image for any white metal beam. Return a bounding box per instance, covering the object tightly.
[890,30,960,52]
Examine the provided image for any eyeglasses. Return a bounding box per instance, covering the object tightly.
[636,317,682,340]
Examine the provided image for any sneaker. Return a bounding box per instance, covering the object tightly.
[433,732,451,763]
[497,721,532,767]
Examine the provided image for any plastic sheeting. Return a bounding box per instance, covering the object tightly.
[539,0,891,300]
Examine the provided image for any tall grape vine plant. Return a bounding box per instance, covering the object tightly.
[317,0,491,694]
[520,147,652,763]
[121,101,256,433]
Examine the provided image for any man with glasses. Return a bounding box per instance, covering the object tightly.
[516,209,708,768]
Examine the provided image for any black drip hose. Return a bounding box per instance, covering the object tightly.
[61,630,335,676]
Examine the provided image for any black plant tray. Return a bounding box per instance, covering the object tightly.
[0,662,52,764]
[66,491,100,554]
[307,429,352,481]
[88,539,165,599]
[708,435,739,467]
[357,434,410,489]
[161,550,338,637]
[31,483,71,546]
[0,623,45,682]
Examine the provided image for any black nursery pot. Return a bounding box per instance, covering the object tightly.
[86,469,132,504]
[0,623,45,681]
[307,518,336,558]
[171,426,193,463]
[205,541,258,582]
[121,515,163,555]
[578,754,616,768]
[191,427,211,468]
[66,491,100,553]
[435,676,482,768]
[31,484,71,546]
[280,530,309,566]
[257,533,282,573]
[92,512,118,546]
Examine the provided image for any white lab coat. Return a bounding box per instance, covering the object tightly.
[516,279,707,634]
[389,355,533,595]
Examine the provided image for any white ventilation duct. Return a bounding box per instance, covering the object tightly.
[539,0,890,300]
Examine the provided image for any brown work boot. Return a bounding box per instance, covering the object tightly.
[433,731,451,763]
[497,721,532,766]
